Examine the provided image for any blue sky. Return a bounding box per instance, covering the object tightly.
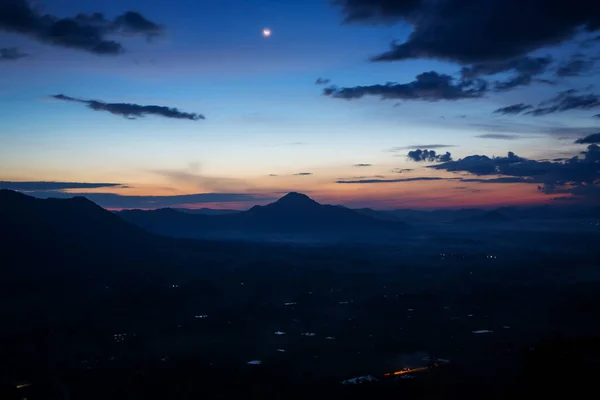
[1,0,599,209]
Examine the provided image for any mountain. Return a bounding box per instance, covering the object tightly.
[453,210,512,224]
[174,208,240,216]
[118,192,407,240]
[353,208,404,222]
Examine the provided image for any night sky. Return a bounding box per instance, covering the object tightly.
[1,0,599,209]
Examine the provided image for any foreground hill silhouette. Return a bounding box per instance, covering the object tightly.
[118,192,408,241]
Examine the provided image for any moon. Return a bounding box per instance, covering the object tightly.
[262,28,271,37]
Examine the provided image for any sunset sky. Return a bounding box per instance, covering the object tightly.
[1,0,599,209]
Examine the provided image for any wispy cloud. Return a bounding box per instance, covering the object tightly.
[0,47,28,61]
[324,71,487,101]
[52,94,205,121]
[293,172,313,176]
[387,144,456,151]
[0,181,122,191]
[24,191,271,209]
[353,163,372,167]
[336,177,451,184]
[475,134,525,140]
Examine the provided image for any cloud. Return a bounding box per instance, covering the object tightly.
[475,134,524,140]
[392,168,413,173]
[431,148,600,200]
[407,149,452,163]
[293,172,313,176]
[348,175,386,179]
[0,1,164,55]
[152,166,248,193]
[113,11,163,37]
[556,54,597,77]
[323,71,487,101]
[527,90,600,116]
[336,177,450,184]
[574,133,600,144]
[315,77,331,85]
[387,144,455,151]
[0,181,122,191]
[23,191,270,209]
[459,56,554,91]
[353,163,372,167]
[52,94,204,121]
[462,56,552,78]
[268,174,278,177]
[0,47,27,61]
[335,0,600,66]
[493,103,534,115]
[459,177,532,184]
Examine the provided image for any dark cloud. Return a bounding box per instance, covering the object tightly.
[335,0,600,65]
[315,78,331,85]
[462,56,552,79]
[475,134,524,140]
[0,181,122,191]
[407,149,452,163]
[113,11,163,37]
[556,56,596,77]
[23,191,270,209]
[334,0,422,23]
[324,71,487,101]
[0,1,164,55]
[595,113,600,118]
[387,144,455,151]
[353,163,372,167]
[336,177,450,184]
[460,177,532,184]
[293,172,313,176]
[460,56,553,91]
[575,133,600,144]
[527,90,600,116]
[431,148,600,200]
[268,174,278,177]
[392,168,413,173]
[52,94,204,121]
[493,103,534,115]
[0,47,27,61]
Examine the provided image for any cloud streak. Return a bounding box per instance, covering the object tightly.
[336,177,450,184]
[475,134,524,140]
[315,78,331,85]
[388,144,455,151]
[0,1,164,55]
[493,103,534,115]
[52,94,205,121]
[0,181,123,191]
[23,191,271,209]
[527,90,600,116]
[0,47,27,61]
[324,71,487,101]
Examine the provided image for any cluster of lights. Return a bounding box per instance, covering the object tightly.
[113,333,127,343]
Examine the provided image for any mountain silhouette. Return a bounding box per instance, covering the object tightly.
[119,192,407,240]
[453,210,512,224]
[0,189,150,246]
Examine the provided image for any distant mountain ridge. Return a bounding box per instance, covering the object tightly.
[118,192,408,240]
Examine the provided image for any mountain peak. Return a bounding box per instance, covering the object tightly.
[274,192,319,207]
